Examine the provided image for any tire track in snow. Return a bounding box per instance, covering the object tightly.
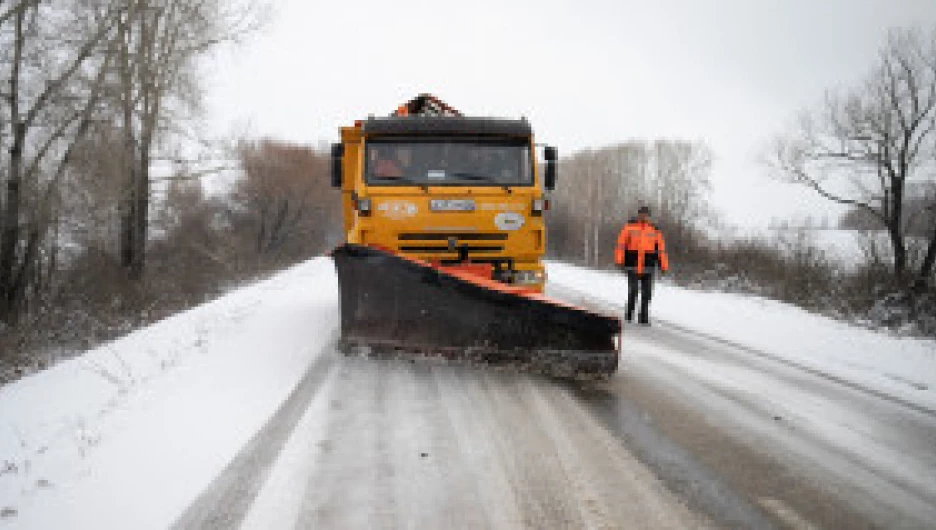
[171,342,338,530]
[294,355,384,528]
[568,381,778,529]
[619,326,936,528]
[473,372,593,528]
[658,320,936,417]
[295,358,501,529]
[288,357,710,529]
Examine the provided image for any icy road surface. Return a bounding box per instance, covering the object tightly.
[1,258,934,529]
[175,354,714,529]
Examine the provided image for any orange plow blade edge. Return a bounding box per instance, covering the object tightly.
[331,244,621,379]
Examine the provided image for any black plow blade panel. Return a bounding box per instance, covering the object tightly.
[331,244,620,378]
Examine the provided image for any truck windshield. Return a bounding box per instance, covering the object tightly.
[365,138,533,186]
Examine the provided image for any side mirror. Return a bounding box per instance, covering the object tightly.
[330,143,344,188]
[543,146,557,191]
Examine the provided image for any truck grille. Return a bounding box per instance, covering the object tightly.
[399,246,503,253]
[397,233,507,256]
[397,233,507,241]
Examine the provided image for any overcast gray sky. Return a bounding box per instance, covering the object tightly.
[204,0,936,228]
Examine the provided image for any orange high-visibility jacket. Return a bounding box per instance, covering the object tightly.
[614,219,669,274]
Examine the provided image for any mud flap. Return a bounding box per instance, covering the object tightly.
[331,244,621,379]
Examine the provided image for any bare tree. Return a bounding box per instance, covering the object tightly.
[0,0,263,326]
[917,182,936,286]
[0,0,120,323]
[652,139,713,243]
[771,28,936,290]
[234,139,338,262]
[108,0,263,279]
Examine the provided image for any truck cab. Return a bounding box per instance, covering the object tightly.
[332,112,557,291]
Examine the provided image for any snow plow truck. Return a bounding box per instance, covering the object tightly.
[330,94,621,378]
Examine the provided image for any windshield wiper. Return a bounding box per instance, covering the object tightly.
[448,172,498,182]
[370,175,429,192]
[447,172,516,192]
[370,175,412,183]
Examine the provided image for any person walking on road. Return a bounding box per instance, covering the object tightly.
[614,206,669,325]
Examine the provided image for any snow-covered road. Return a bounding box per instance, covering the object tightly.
[2,257,935,529]
[613,321,936,528]
[174,353,713,529]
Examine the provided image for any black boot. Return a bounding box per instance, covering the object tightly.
[625,271,639,323]
[638,313,650,326]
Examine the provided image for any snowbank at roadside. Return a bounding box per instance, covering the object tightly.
[548,262,936,413]
[0,258,339,529]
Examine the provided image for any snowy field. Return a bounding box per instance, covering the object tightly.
[783,228,920,269]
[808,229,870,265]
[0,256,933,528]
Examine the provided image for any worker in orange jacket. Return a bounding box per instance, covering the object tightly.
[614,206,669,325]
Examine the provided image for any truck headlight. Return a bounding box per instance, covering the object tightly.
[356,197,372,216]
[513,270,545,285]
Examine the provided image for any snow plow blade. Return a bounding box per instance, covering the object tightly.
[332,244,621,379]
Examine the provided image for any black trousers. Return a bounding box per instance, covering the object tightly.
[625,270,653,321]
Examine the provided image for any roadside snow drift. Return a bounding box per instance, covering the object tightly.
[0,258,338,529]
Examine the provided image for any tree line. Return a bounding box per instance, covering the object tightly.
[1,132,339,378]
[0,0,261,326]
[546,139,713,267]
[0,0,348,372]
